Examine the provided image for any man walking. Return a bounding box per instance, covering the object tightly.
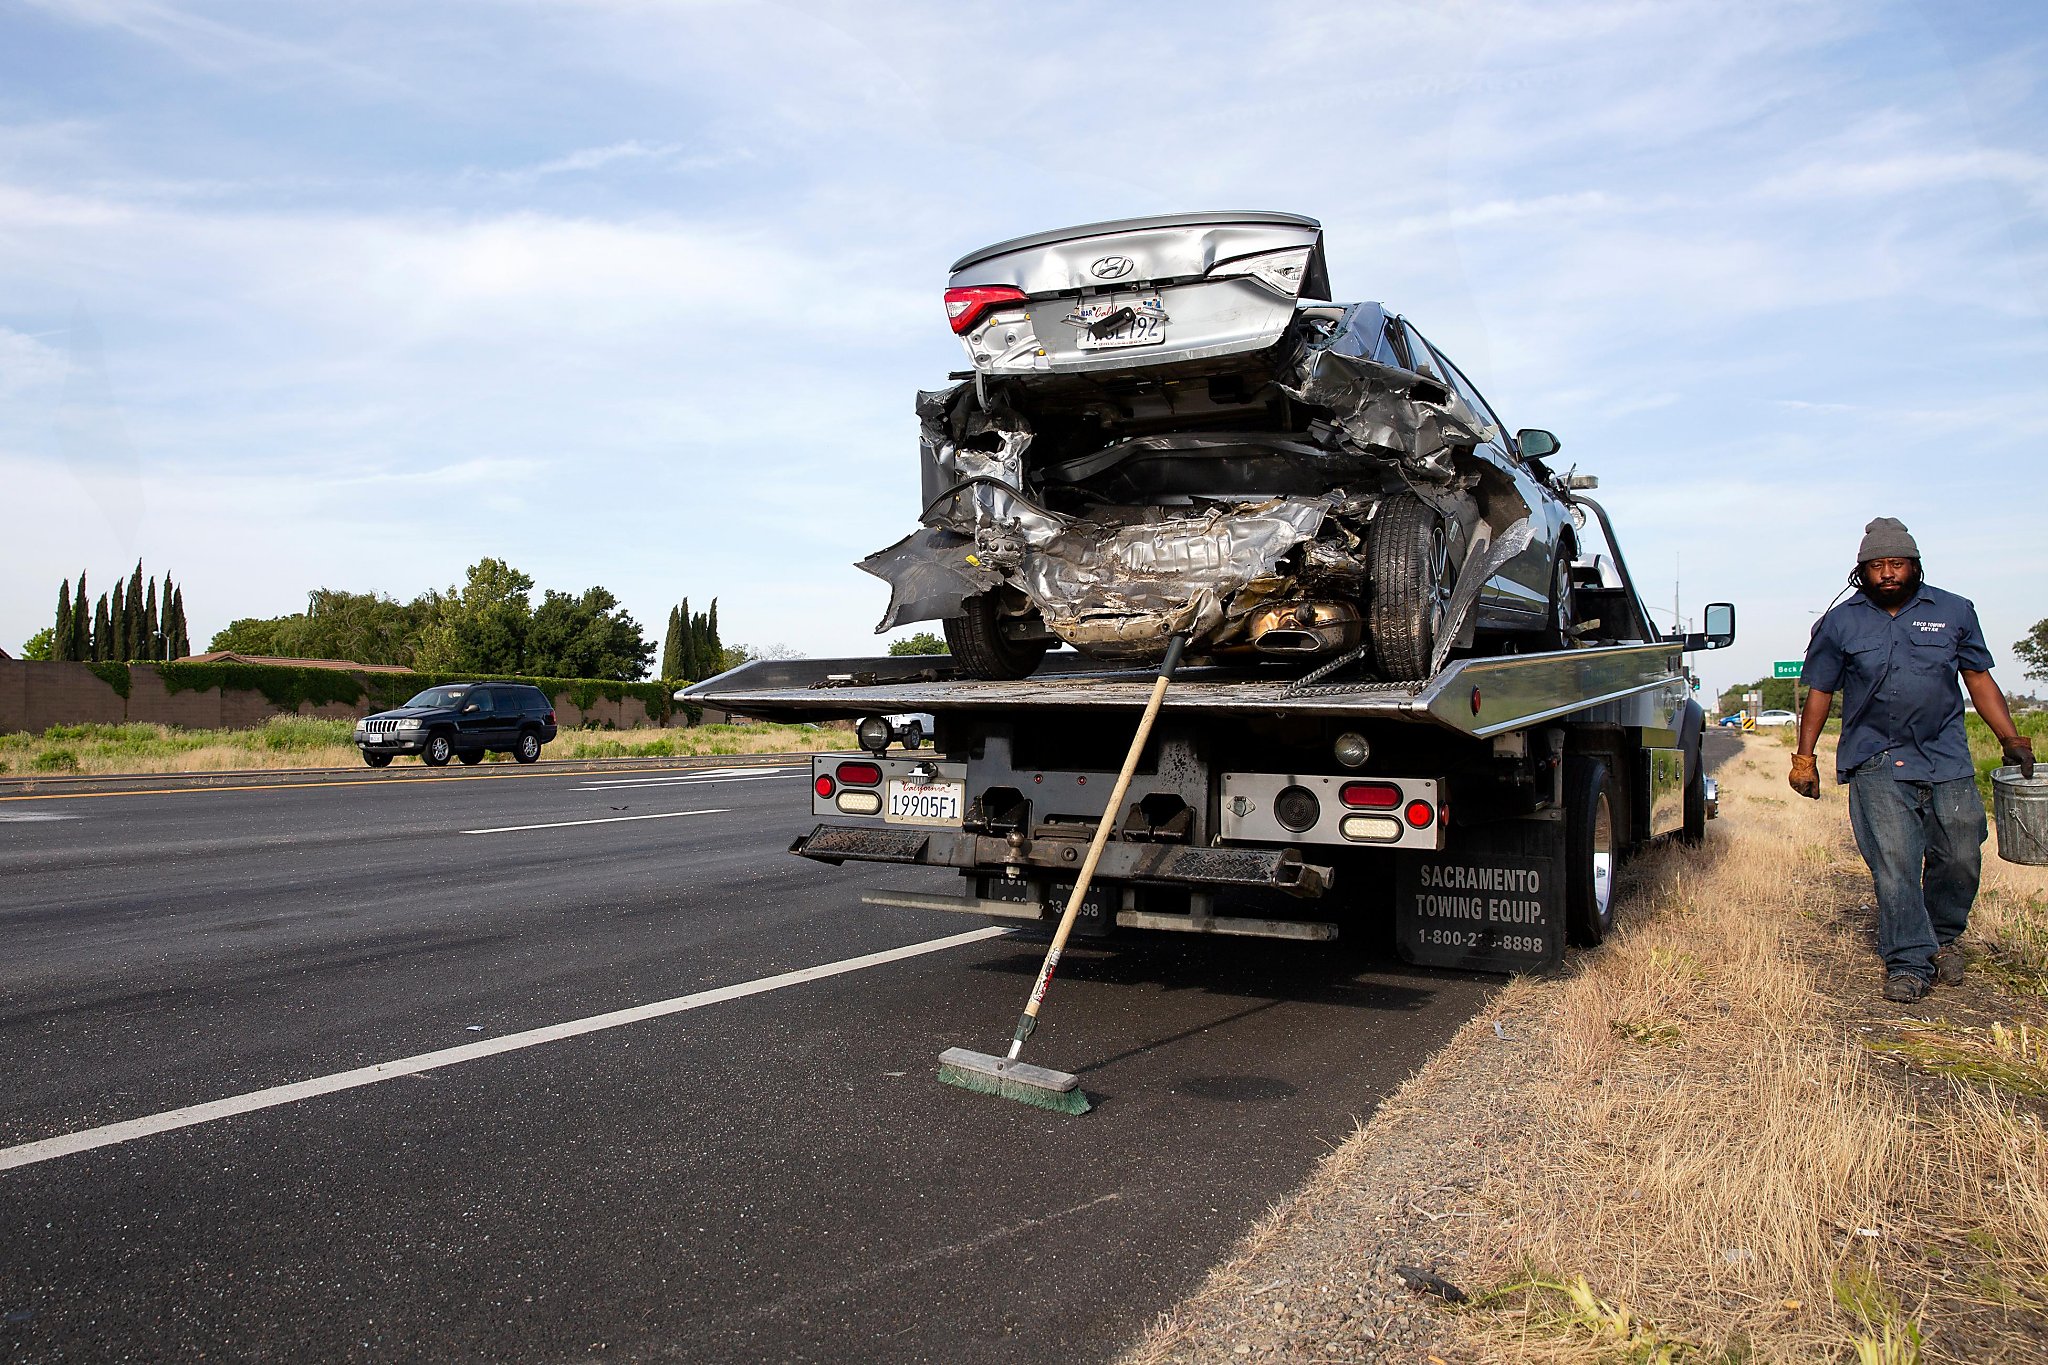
[1790,518,2035,1002]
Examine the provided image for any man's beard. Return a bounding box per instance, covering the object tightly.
[1859,566,1921,608]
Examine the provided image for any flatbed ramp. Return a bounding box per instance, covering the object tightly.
[684,640,1685,738]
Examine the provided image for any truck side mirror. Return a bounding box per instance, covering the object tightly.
[1516,428,1560,459]
[1682,602,1737,651]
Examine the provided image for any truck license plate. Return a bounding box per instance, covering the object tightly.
[885,780,963,825]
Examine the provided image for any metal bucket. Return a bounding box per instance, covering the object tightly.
[1993,765,2048,866]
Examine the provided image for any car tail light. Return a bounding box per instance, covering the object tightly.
[1405,800,1436,829]
[944,285,1028,335]
[1340,781,1401,809]
[1206,246,1313,297]
[836,761,883,787]
[814,774,837,798]
[545,710,555,725]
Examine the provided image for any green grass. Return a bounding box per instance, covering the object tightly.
[1970,711,2048,806]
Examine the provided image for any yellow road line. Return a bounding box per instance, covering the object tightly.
[0,763,737,803]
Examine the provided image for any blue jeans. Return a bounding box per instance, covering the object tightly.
[1846,758,1987,982]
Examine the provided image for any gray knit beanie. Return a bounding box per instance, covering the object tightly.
[1856,517,1919,563]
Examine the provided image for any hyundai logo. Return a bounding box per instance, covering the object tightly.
[1091,255,1136,280]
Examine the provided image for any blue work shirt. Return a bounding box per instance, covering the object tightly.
[1802,583,1994,784]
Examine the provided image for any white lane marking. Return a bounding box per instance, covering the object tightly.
[578,773,799,793]
[0,925,1012,1173]
[0,812,80,822]
[578,768,797,790]
[462,807,730,835]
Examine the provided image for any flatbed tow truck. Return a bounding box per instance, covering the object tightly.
[685,500,1734,972]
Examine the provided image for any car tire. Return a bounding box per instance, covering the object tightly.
[422,732,454,767]
[902,721,923,750]
[943,593,1050,681]
[1545,551,1576,650]
[459,749,485,766]
[1369,495,1454,681]
[362,751,393,768]
[1564,755,1620,947]
[514,730,543,764]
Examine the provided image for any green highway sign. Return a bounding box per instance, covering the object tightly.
[1773,661,1802,679]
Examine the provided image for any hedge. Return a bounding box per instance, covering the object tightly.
[132,661,688,725]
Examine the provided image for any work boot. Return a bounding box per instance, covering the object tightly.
[1934,944,1966,986]
[1883,974,1930,1004]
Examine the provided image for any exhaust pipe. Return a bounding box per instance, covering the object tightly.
[1248,601,1362,656]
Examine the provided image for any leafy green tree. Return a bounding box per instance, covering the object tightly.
[528,587,654,680]
[209,616,290,655]
[2017,619,2048,683]
[54,580,73,661]
[660,605,684,679]
[413,559,535,674]
[888,631,947,656]
[20,626,55,661]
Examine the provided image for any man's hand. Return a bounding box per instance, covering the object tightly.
[1789,752,1822,799]
[2002,735,2037,780]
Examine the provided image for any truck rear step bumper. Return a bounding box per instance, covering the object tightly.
[859,890,1338,942]
[791,822,1332,897]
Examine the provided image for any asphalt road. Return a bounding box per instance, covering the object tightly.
[1,759,1499,1363]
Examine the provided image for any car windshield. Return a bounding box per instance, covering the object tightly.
[402,687,469,709]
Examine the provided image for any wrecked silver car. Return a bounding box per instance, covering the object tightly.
[863,212,1583,681]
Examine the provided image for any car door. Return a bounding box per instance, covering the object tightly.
[454,688,497,750]
[1401,322,1560,621]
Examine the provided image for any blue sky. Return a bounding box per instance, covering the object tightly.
[2,0,2043,699]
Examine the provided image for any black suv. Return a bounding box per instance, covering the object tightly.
[354,683,558,768]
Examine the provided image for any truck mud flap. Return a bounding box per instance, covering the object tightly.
[791,824,931,866]
[1394,814,1564,974]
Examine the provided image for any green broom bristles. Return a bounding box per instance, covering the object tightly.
[937,1059,1093,1115]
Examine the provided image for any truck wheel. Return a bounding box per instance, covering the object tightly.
[943,593,1050,681]
[1369,495,1454,681]
[422,732,454,767]
[1564,755,1619,946]
[362,751,392,768]
[1681,745,1708,846]
[459,749,485,766]
[515,731,543,764]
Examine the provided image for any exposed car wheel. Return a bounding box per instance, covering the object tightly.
[362,751,393,768]
[1546,551,1577,650]
[1369,495,1455,681]
[901,721,923,750]
[514,730,543,764]
[459,749,485,766]
[422,732,454,767]
[943,593,1051,681]
[1564,755,1620,947]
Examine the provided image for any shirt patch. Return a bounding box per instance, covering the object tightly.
[1911,620,1948,633]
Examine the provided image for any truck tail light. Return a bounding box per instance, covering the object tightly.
[815,774,837,798]
[836,761,883,787]
[1339,781,1401,809]
[1404,800,1436,829]
[944,285,1028,334]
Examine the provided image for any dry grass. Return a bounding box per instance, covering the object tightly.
[0,717,855,776]
[1458,738,2048,1362]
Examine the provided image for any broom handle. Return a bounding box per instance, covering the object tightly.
[1008,635,1187,1059]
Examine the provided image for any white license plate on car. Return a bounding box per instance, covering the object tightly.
[1074,303,1167,350]
[885,780,964,825]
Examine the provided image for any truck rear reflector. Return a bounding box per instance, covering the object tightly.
[836,761,883,787]
[1339,781,1401,809]
[1339,814,1402,842]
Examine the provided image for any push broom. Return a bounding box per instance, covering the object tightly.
[938,634,1189,1115]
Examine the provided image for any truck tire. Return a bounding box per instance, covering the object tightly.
[1681,744,1708,846]
[943,593,1050,681]
[1564,755,1619,946]
[1369,495,1454,681]
[423,732,454,767]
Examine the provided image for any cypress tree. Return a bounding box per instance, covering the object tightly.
[169,587,189,659]
[55,580,74,661]
[93,594,111,661]
[71,572,90,661]
[660,605,682,679]
[126,561,144,657]
[677,597,692,678]
[160,574,175,658]
[144,579,160,660]
[706,598,722,674]
[111,580,127,660]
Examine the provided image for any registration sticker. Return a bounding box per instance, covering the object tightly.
[885,780,964,826]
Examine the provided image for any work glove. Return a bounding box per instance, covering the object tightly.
[2003,735,2037,780]
[1788,753,1821,800]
